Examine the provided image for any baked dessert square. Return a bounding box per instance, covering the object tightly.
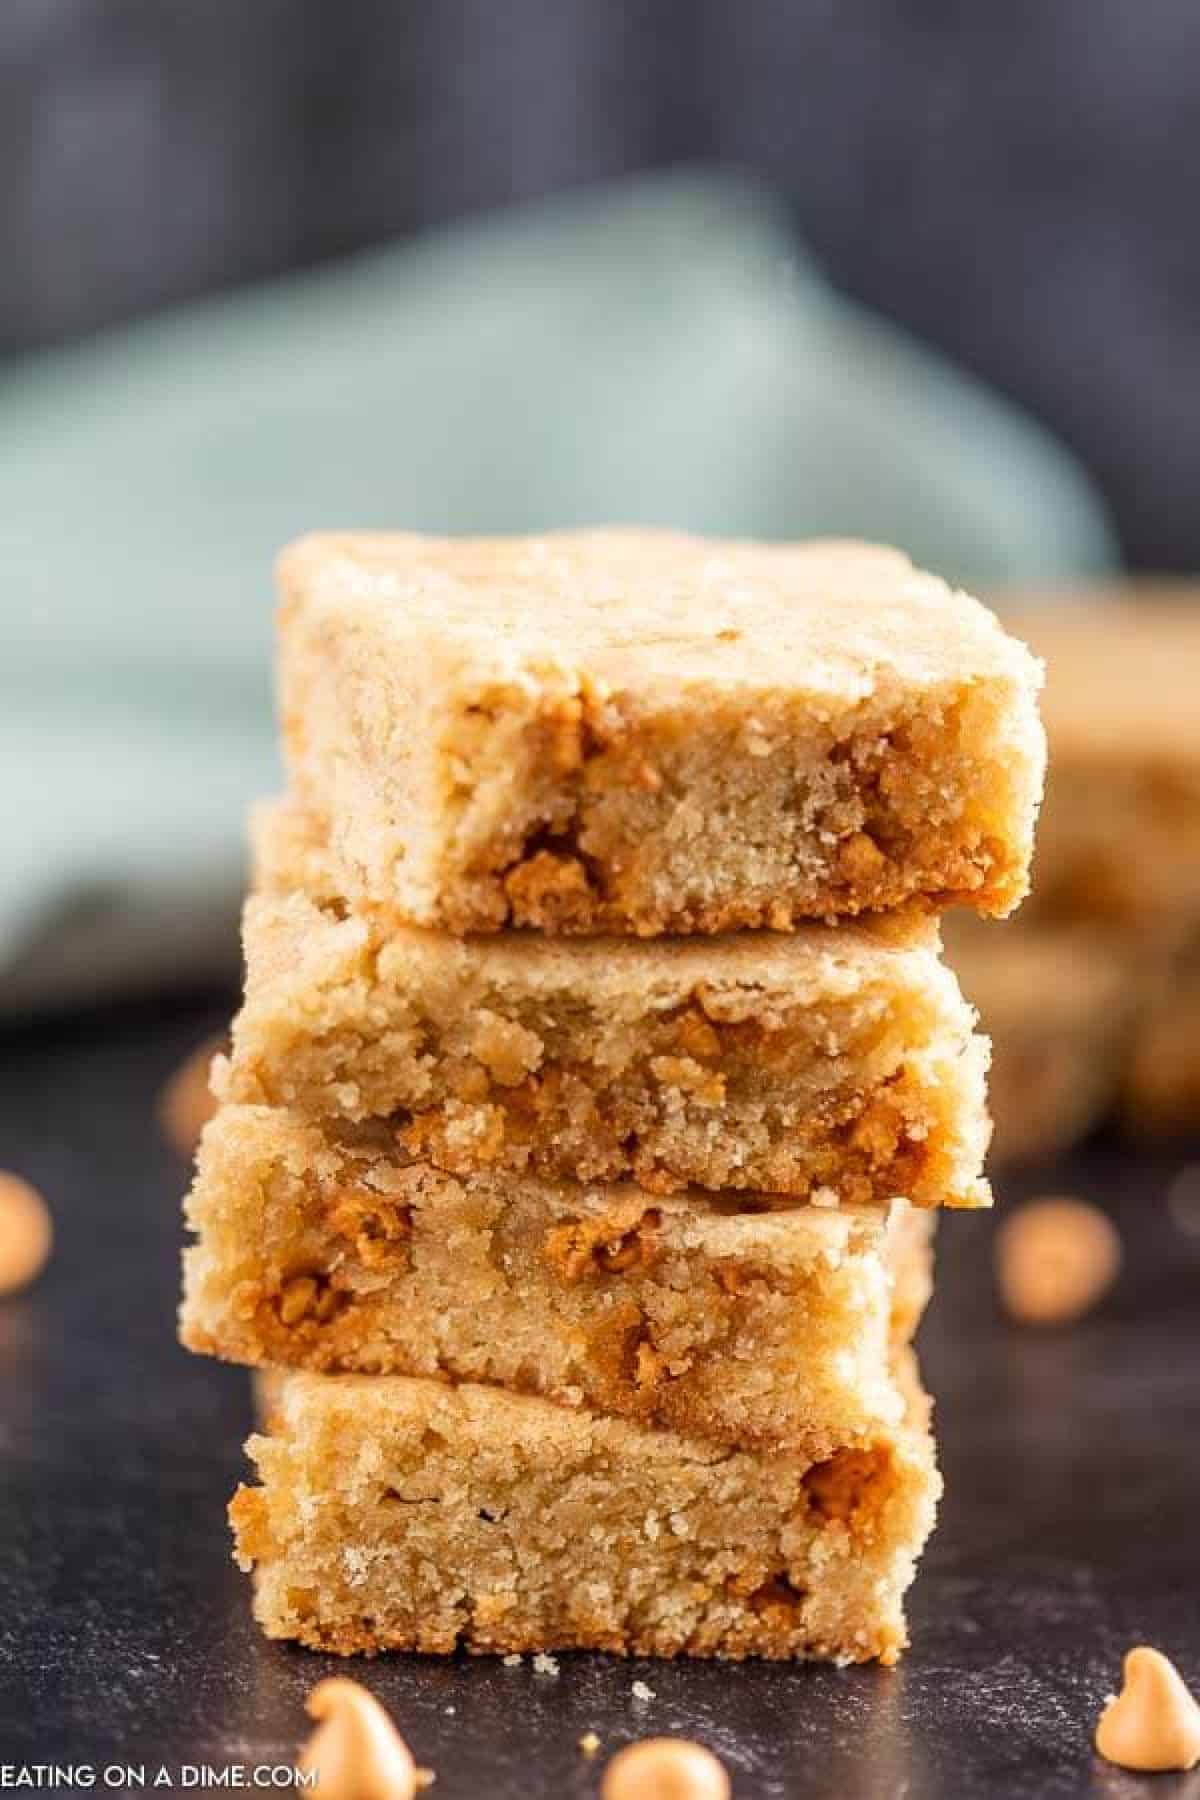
[950,915,1199,1159]
[230,1358,940,1662]
[223,799,992,1208]
[947,918,1138,1164]
[1123,923,1200,1136]
[277,530,1045,934]
[958,592,1200,1151]
[182,1103,933,1454]
[1003,595,1200,932]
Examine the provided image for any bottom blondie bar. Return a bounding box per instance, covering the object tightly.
[231,1357,939,1664]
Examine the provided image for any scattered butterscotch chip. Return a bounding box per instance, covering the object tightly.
[1095,1646,1200,1772]
[159,1035,225,1157]
[601,1738,731,1800]
[298,1676,426,1799]
[995,1196,1121,1325]
[0,1172,52,1297]
[579,1731,601,1757]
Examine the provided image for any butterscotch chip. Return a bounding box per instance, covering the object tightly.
[503,849,595,930]
[0,1172,52,1296]
[995,1197,1121,1324]
[277,529,1044,934]
[601,1739,730,1800]
[469,1015,543,1086]
[279,1276,319,1325]
[838,831,888,884]
[1095,1646,1200,1772]
[159,1036,225,1157]
[298,1676,424,1798]
[672,1008,721,1062]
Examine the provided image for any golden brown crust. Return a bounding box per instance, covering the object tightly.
[246,1610,908,1665]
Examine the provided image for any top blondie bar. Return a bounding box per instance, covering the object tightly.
[278,530,1045,935]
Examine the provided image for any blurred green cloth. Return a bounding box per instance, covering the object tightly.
[0,168,1116,1016]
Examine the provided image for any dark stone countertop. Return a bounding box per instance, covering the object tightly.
[2,993,1198,1797]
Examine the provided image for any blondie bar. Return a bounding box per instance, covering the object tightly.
[277,531,1044,934]
[230,1360,939,1661]
[223,800,991,1207]
[1004,596,1200,931]
[947,919,1138,1163]
[1123,925,1200,1135]
[183,1104,933,1453]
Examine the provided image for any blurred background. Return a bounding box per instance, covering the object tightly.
[4,0,1200,565]
[1,5,1197,1139]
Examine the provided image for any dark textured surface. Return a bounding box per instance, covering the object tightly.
[4,3,1200,566]
[2,993,1199,1795]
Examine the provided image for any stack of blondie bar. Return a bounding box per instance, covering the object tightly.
[180,531,1044,1663]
